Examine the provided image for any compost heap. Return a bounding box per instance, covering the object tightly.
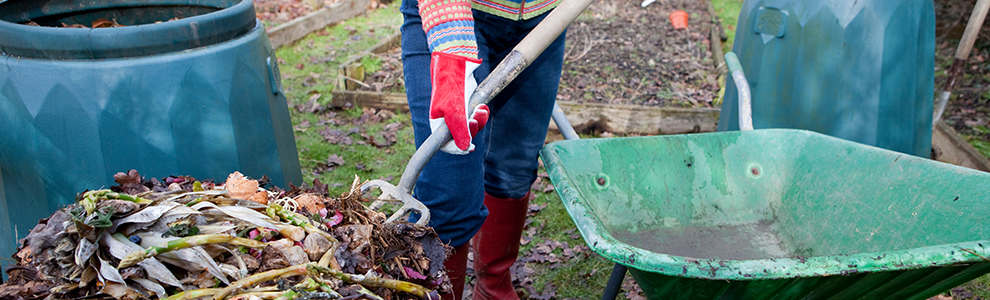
[0,170,448,300]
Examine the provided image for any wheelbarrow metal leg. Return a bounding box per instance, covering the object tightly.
[602,263,627,300]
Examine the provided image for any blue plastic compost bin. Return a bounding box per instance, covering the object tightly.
[718,0,935,158]
[0,0,302,279]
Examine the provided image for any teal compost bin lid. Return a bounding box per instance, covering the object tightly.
[0,0,255,59]
[0,0,302,281]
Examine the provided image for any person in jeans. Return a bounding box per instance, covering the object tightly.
[399,0,565,296]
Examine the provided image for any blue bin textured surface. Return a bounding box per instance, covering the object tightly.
[718,0,935,157]
[0,0,302,277]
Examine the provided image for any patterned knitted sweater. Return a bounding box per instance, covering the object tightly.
[419,0,558,59]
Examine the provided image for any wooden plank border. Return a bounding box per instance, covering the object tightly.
[706,0,726,71]
[330,90,409,112]
[932,121,990,172]
[266,0,372,49]
[329,90,720,134]
[552,101,720,135]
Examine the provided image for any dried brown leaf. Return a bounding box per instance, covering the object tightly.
[622,276,647,300]
[327,154,345,166]
[113,169,150,194]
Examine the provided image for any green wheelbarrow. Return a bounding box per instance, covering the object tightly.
[539,54,990,299]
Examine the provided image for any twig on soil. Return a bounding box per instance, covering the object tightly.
[340,75,373,88]
[567,26,607,63]
[395,257,410,278]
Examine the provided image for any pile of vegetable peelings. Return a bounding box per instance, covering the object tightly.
[0,170,448,300]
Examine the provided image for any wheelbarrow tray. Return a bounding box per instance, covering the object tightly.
[539,129,990,300]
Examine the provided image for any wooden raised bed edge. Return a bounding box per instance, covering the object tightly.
[336,32,403,90]
[329,90,720,135]
[266,0,373,49]
[331,90,410,112]
[550,102,720,134]
[932,121,990,172]
[705,0,726,72]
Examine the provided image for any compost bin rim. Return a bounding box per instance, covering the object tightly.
[540,129,990,281]
[0,0,256,59]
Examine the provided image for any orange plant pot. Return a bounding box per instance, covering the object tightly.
[669,10,689,29]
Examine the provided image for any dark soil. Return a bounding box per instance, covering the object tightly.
[557,0,720,107]
[254,0,333,26]
[353,0,721,109]
[360,48,406,94]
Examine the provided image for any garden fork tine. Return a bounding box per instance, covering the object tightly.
[362,179,430,226]
[362,0,598,226]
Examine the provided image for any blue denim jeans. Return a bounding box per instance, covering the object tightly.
[400,0,565,247]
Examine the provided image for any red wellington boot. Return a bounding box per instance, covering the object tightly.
[471,192,531,300]
[442,243,470,300]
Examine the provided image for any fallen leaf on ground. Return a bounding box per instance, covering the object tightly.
[622,276,647,300]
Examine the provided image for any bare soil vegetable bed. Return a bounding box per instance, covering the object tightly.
[557,0,721,107]
[350,0,723,109]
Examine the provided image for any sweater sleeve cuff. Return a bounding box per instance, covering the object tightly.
[419,0,479,59]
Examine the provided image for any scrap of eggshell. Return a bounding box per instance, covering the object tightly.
[224,171,269,204]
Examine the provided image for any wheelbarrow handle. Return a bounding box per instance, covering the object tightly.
[395,0,598,194]
[725,52,754,131]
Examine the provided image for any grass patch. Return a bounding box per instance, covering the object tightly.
[964,125,990,159]
[970,137,990,160]
[276,3,402,109]
[278,2,408,196]
[360,55,383,74]
[291,110,417,196]
[961,275,990,298]
[710,0,743,53]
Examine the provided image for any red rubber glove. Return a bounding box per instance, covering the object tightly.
[430,52,489,154]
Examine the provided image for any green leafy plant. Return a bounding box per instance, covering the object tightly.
[361,56,383,74]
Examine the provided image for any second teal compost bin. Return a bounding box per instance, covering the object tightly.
[718,0,935,157]
[0,0,302,279]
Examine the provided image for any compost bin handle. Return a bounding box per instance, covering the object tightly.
[725,52,753,131]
